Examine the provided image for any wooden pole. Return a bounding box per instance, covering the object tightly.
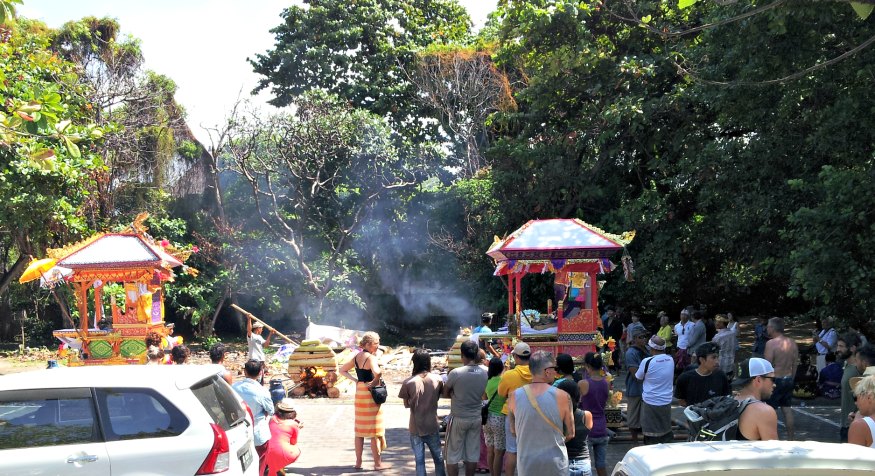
[20,310,26,353]
[231,304,299,345]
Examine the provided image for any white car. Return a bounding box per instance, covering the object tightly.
[0,364,258,476]
[612,440,875,476]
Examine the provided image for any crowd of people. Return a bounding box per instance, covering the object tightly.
[139,310,875,475]
[390,309,875,476]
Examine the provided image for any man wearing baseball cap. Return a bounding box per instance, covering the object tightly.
[247,319,274,363]
[733,357,779,441]
[624,327,651,443]
[497,342,532,476]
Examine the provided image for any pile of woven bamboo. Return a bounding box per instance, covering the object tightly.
[287,339,348,398]
[447,335,469,370]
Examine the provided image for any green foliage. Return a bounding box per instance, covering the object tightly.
[475,0,875,323]
[7,0,875,343]
[50,16,143,77]
[197,334,222,348]
[0,0,22,25]
[784,164,875,327]
[0,22,105,252]
[222,92,439,319]
[139,212,227,331]
[177,140,200,161]
[143,71,178,105]
[251,0,472,140]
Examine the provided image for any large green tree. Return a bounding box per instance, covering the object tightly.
[48,17,192,224]
[479,0,875,321]
[250,0,472,141]
[221,93,440,318]
[0,19,106,337]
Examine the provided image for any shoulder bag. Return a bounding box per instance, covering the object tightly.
[482,390,498,425]
[369,378,388,405]
[355,352,388,404]
[522,385,563,436]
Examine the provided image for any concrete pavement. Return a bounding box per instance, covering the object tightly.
[282,397,425,476]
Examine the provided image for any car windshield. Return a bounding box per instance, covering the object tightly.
[190,375,246,430]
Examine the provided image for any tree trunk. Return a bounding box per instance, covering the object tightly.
[198,286,229,338]
[0,254,28,298]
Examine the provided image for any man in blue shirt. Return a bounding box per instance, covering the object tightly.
[232,359,274,475]
[473,313,501,358]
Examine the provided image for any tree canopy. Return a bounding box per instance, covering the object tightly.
[5,0,875,344]
[250,0,473,140]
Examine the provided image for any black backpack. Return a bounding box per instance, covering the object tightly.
[684,396,755,441]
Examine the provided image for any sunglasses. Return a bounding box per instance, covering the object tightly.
[760,376,776,382]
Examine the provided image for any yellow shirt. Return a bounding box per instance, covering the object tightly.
[657,325,673,348]
[497,364,531,415]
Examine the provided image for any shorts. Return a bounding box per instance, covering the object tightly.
[445,415,481,464]
[587,435,610,469]
[504,413,518,453]
[767,376,794,408]
[484,413,506,450]
[626,396,643,430]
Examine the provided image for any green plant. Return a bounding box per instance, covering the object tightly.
[197,334,222,349]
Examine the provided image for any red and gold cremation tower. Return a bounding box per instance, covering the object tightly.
[50,214,195,365]
[486,219,634,357]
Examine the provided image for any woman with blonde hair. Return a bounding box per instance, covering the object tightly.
[340,331,389,470]
[848,375,875,447]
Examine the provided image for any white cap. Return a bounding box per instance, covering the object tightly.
[513,342,531,357]
[732,357,775,386]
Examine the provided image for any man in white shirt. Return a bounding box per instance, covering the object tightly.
[247,319,274,384]
[247,319,274,362]
[673,309,694,373]
[636,335,675,444]
[813,316,838,372]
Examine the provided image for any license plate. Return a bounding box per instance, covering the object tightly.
[240,447,253,471]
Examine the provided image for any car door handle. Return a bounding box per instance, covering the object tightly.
[66,455,99,464]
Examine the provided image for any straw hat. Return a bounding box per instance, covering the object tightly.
[276,398,296,413]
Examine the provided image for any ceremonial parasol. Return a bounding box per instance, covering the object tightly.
[19,258,57,284]
[18,257,80,333]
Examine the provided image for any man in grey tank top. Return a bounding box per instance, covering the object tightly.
[508,351,574,475]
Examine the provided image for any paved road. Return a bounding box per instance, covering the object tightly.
[282,398,425,476]
[279,388,846,476]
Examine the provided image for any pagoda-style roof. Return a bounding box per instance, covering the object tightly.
[48,233,183,271]
[487,219,634,262]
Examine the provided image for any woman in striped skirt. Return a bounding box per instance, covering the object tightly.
[340,331,388,470]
